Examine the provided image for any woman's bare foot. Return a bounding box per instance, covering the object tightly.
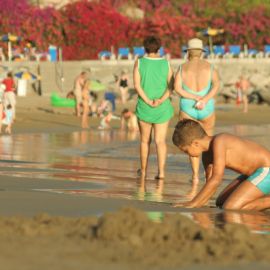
[137,169,146,178]
[191,177,200,184]
[155,175,165,180]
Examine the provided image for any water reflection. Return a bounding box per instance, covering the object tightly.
[1,126,270,233]
[147,210,270,234]
[192,210,270,234]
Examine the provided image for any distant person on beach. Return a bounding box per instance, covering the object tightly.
[2,104,13,134]
[134,36,173,179]
[89,91,98,116]
[81,80,90,129]
[0,83,5,133]
[172,119,270,210]
[117,69,129,104]
[98,111,120,130]
[174,38,220,184]
[238,74,250,113]
[121,108,138,132]
[74,71,88,117]
[2,72,16,120]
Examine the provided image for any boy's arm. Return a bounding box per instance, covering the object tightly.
[133,60,153,106]
[184,137,226,208]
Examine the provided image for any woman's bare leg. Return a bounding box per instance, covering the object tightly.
[179,111,202,183]
[242,95,248,113]
[138,120,152,178]
[153,121,169,179]
[200,113,215,136]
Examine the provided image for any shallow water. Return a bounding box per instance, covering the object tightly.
[1,124,270,232]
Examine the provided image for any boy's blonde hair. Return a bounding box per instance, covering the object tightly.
[172,119,207,147]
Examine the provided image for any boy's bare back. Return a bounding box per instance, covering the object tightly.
[203,133,270,177]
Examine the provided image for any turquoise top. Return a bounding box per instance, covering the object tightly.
[135,57,174,124]
[179,64,215,120]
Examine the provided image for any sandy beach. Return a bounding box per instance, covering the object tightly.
[1,96,270,269]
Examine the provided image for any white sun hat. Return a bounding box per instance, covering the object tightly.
[186,38,206,51]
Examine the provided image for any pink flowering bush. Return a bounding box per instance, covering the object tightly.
[0,0,270,59]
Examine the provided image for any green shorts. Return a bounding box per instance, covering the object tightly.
[244,167,270,194]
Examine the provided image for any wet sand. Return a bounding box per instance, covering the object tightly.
[1,96,270,269]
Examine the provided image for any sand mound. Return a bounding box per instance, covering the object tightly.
[0,208,270,269]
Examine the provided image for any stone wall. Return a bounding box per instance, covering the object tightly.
[2,58,270,96]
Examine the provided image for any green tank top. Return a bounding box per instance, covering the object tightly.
[135,57,174,124]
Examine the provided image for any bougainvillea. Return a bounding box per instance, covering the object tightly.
[0,0,270,59]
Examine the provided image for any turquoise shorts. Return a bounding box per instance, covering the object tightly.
[243,167,270,194]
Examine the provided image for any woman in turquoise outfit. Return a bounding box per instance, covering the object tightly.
[174,38,220,184]
[134,36,173,179]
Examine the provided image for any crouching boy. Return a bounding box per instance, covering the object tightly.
[172,119,270,210]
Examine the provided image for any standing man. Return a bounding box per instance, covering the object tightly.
[74,71,88,117]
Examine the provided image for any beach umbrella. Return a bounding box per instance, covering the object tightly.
[89,80,106,91]
[199,28,224,53]
[14,71,37,80]
[0,34,22,62]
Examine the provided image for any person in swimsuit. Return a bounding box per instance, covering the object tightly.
[74,71,88,117]
[118,70,129,104]
[174,38,220,184]
[172,119,270,211]
[134,36,174,179]
[121,108,139,132]
[238,74,250,113]
[81,80,90,129]
[0,83,5,133]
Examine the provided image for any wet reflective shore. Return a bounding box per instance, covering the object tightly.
[1,124,270,233]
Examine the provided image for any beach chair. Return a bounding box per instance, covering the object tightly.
[213,45,225,58]
[224,45,241,58]
[203,46,210,58]
[159,47,165,57]
[98,50,112,60]
[247,49,258,58]
[133,46,145,59]
[264,45,270,57]
[117,47,132,60]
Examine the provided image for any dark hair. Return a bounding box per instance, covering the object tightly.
[7,72,13,78]
[172,119,207,147]
[7,104,12,109]
[89,91,98,101]
[143,36,161,54]
[121,108,129,115]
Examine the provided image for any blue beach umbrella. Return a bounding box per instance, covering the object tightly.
[199,28,224,53]
[0,34,22,62]
[14,71,37,80]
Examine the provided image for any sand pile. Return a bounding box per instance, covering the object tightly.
[1,208,270,269]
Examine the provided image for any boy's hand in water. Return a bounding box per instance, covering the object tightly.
[172,201,198,208]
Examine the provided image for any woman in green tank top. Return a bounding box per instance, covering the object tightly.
[133,36,174,179]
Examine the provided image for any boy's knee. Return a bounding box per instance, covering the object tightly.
[222,201,241,210]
